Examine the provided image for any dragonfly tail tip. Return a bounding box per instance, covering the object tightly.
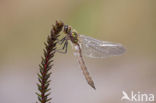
[88,82,96,90]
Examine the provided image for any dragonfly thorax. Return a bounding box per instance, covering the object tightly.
[70,32,78,44]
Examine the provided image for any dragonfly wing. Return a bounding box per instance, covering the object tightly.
[79,34,126,58]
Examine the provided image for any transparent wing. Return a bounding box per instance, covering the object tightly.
[79,34,126,58]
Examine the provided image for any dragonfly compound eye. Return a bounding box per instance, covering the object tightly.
[64,25,72,34]
[64,25,68,33]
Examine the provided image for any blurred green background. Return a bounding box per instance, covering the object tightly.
[0,0,156,103]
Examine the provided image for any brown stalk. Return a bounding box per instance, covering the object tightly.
[36,21,64,103]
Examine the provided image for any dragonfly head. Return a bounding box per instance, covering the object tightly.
[64,25,71,35]
[64,25,79,44]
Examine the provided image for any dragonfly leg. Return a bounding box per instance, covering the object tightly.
[57,37,66,45]
[63,40,68,53]
[56,40,68,54]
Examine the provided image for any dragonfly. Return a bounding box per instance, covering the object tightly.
[57,25,125,89]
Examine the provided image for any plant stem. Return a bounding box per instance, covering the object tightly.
[36,20,64,103]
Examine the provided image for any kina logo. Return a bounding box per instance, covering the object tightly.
[121,91,154,102]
